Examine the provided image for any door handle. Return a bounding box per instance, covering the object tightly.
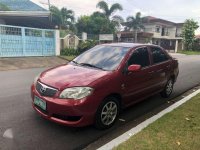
[148,71,154,74]
[166,65,170,69]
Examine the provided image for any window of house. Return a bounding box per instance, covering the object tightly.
[128,47,150,68]
[155,26,160,33]
[150,47,169,64]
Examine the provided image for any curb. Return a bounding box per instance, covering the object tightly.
[97,88,200,150]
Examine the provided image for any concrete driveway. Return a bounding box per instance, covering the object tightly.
[0,54,200,150]
[0,57,66,71]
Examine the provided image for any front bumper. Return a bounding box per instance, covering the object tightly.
[31,84,99,127]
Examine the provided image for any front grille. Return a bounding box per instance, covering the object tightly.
[36,81,58,97]
[52,114,82,122]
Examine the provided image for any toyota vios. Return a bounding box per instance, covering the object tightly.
[31,43,179,129]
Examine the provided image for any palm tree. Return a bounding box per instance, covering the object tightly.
[61,8,75,25]
[50,6,75,30]
[96,1,124,28]
[126,12,145,43]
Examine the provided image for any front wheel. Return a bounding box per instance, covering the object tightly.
[160,78,174,98]
[95,97,120,130]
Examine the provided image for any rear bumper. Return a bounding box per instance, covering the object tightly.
[31,84,99,127]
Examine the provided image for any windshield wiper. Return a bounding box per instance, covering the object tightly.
[71,60,79,64]
[79,63,105,70]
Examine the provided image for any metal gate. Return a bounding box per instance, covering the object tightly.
[0,25,56,57]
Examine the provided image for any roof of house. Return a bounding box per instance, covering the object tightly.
[119,31,153,38]
[0,0,46,11]
[122,16,183,27]
[144,16,185,27]
[143,16,177,26]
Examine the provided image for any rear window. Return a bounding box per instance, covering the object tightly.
[150,47,169,64]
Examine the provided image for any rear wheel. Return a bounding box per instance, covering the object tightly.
[161,78,174,98]
[95,97,120,130]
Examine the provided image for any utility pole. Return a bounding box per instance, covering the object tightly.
[40,0,52,22]
[48,0,50,10]
[48,0,52,22]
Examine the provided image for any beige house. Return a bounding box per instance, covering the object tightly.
[60,34,80,50]
[121,16,184,52]
[143,16,184,52]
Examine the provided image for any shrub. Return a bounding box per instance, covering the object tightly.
[193,39,200,51]
[77,40,98,53]
[61,48,80,56]
[61,40,98,56]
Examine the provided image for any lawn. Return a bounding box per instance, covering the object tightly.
[59,55,76,61]
[115,94,200,150]
[178,50,200,55]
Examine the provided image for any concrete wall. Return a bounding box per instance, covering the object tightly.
[55,30,60,56]
[60,35,80,50]
[168,26,176,38]
[176,27,182,36]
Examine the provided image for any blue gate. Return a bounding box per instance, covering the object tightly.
[0,25,56,57]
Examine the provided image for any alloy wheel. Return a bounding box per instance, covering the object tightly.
[101,101,118,126]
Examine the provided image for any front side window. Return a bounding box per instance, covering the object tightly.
[151,47,169,64]
[128,47,150,68]
[73,45,130,71]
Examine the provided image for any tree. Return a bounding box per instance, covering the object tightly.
[0,3,10,11]
[182,19,199,50]
[96,1,124,29]
[125,12,145,43]
[76,12,116,35]
[50,6,75,30]
[76,15,91,34]
[96,1,123,19]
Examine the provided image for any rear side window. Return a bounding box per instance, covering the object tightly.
[150,47,169,64]
[128,47,150,68]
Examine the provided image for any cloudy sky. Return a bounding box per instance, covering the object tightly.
[31,0,200,33]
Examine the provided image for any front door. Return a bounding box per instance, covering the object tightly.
[122,47,156,106]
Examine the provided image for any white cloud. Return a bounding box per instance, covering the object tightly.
[131,8,153,16]
[31,0,100,17]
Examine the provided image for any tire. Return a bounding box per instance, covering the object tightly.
[95,96,120,130]
[160,78,174,98]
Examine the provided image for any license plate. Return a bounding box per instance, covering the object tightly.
[34,96,46,111]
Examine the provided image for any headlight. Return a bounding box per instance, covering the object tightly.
[34,73,41,85]
[59,87,93,100]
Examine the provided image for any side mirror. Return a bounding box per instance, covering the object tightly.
[128,64,141,72]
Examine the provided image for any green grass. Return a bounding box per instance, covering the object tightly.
[178,50,200,55]
[59,55,76,61]
[115,94,200,150]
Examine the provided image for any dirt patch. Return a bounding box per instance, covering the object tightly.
[0,57,67,71]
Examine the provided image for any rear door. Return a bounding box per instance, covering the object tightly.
[149,46,171,90]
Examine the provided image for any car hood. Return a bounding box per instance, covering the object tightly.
[39,64,110,90]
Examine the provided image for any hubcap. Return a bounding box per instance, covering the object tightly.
[166,80,173,95]
[101,101,118,126]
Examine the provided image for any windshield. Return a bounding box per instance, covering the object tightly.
[72,45,130,71]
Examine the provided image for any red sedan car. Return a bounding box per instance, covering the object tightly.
[31,43,179,129]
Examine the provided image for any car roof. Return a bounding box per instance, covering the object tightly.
[101,43,158,48]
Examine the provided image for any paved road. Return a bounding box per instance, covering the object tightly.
[0,55,200,150]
